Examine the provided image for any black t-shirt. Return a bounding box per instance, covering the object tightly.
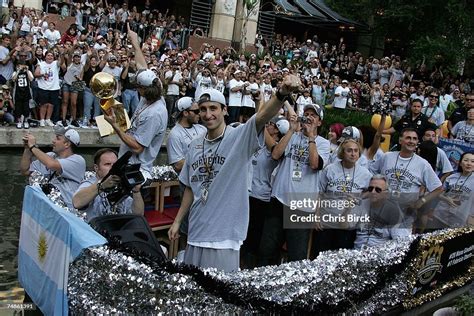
[394,113,437,137]
[122,68,137,90]
[448,106,467,127]
[14,70,31,100]
[83,65,104,89]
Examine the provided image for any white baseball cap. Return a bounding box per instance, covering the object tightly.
[54,126,80,146]
[270,116,290,135]
[176,96,194,112]
[136,69,158,87]
[339,126,361,142]
[197,89,226,106]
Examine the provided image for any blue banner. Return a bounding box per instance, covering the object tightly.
[18,186,107,315]
[438,138,474,170]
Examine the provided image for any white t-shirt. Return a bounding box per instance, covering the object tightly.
[242,82,259,108]
[37,60,60,90]
[422,105,445,127]
[371,151,442,195]
[334,85,350,109]
[271,133,330,208]
[452,121,474,144]
[20,16,31,33]
[44,29,61,47]
[296,96,312,116]
[432,173,474,227]
[165,70,182,96]
[228,79,243,107]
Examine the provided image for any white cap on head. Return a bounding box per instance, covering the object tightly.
[339,126,361,142]
[177,96,194,112]
[54,126,80,146]
[136,69,158,87]
[197,89,226,106]
[270,116,290,135]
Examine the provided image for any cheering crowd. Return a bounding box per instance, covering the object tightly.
[9,2,474,272]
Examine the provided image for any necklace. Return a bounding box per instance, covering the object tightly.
[340,162,356,193]
[130,102,153,128]
[451,172,472,193]
[181,124,198,141]
[201,126,226,177]
[393,153,415,191]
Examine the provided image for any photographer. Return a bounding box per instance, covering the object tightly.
[73,148,144,222]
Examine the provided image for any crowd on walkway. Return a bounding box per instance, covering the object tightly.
[9,2,474,272]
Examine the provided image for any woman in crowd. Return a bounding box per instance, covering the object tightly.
[316,139,373,255]
[60,50,83,127]
[34,50,62,126]
[429,152,474,228]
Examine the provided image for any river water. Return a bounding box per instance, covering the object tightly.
[0,148,168,303]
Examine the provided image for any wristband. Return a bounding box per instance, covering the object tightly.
[308,141,316,144]
[29,144,38,151]
[97,182,102,194]
[132,189,140,194]
[275,89,288,102]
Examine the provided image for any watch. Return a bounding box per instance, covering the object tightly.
[29,144,39,151]
[275,89,288,102]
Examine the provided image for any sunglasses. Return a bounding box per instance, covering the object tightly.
[187,109,200,115]
[466,98,474,102]
[364,186,384,193]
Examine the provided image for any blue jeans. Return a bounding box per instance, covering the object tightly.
[122,89,139,115]
[83,87,101,118]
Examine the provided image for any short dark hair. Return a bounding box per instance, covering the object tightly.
[400,127,418,138]
[142,79,163,103]
[93,148,118,165]
[411,98,423,106]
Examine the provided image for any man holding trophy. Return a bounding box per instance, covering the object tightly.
[103,23,168,180]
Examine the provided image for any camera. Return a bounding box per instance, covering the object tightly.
[298,116,309,124]
[101,151,145,205]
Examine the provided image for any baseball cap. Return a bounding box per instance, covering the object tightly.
[176,96,194,112]
[136,69,158,87]
[303,104,324,119]
[197,89,226,106]
[73,51,81,57]
[339,126,361,142]
[270,116,290,135]
[108,55,117,61]
[54,126,80,146]
[196,59,205,65]
[342,79,349,84]
[97,35,104,40]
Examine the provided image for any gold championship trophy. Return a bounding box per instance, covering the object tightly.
[91,72,131,137]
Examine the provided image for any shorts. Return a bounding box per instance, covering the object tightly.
[62,83,80,93]
[37,89,60,107]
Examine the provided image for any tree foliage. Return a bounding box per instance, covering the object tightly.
[325,0,474,73]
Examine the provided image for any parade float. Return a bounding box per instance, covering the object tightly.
[18,181,473,315]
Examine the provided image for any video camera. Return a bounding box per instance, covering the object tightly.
[101,151,145,205]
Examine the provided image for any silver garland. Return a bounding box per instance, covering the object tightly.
[28,171,88,221]
[151,165,178,182]
[68,237,418,313]
[68,246,245,314]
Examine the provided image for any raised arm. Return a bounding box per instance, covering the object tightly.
[127,23,146,70]
[255,74,301,132]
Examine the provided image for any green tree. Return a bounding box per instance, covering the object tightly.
[325,0,474,73]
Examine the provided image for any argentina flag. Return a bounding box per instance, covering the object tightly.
[18,186,107,315]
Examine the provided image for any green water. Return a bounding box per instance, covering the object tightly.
[0,147,168,299]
